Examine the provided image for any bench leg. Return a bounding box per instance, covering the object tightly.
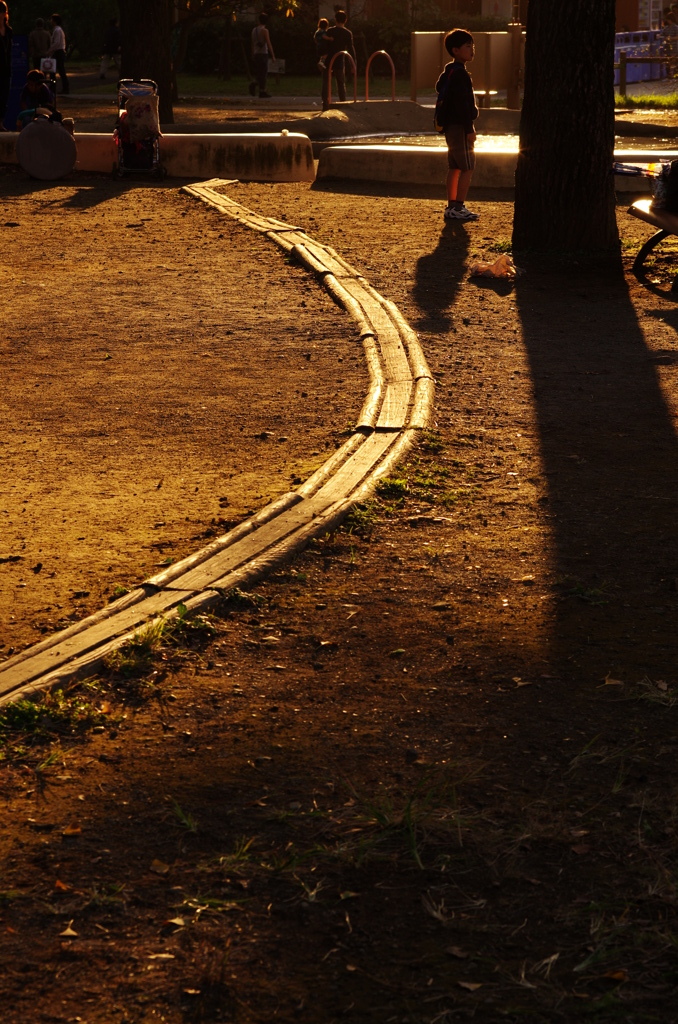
[633,228,670,276]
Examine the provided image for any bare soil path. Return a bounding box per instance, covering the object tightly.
[1,175,678,1024]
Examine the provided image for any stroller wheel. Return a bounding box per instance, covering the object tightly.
[155,163,167,180]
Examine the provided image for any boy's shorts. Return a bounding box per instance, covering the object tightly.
[445,124,475,172]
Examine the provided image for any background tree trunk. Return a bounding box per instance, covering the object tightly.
[512,0,619,259]
[118,0,174,123]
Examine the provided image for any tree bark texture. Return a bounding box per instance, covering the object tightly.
[118,0,174,123]
[512,0,619,258]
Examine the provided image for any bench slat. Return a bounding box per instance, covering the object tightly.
[628,198,678,232]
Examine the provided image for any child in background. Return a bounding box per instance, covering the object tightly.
[435,28,480,222]
[315,17,329,71]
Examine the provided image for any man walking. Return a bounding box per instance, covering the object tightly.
[48,13,68,95]
[322,10,356,111]
[99,18,121,80]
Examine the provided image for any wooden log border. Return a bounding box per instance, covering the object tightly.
[0,179,434,708]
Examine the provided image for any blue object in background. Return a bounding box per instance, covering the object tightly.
[3,34,28,131]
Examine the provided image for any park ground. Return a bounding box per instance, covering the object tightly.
[2,144,678,1022]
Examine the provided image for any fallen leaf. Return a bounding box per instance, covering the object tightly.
[446,945,470,959]
[389,648,406,657]
[603,675,624,686]
[340,891,360,900]
[603,969,629,982]
[150,858,170,875]
[183,989,200,996]
[59,921,78,938]
[656,680,669,691]
[458,981,482,991]
[148,953,175,960]
[54,879,70,891]
[571,844,591,855]
[62,824,82,836]
[164,917,185,928]
[346,963,358,972]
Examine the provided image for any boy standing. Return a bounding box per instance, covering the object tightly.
[435,28,479,222]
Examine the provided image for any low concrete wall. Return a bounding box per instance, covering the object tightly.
[0,131,315,181]
[317,144,517,188]
[317,143,678,192]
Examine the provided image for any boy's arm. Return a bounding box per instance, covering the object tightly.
[447,67,477,135]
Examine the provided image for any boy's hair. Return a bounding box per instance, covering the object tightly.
[335,10,347,24]
[318,18,328,29]
[52,13,62,25]
[26,69,45,83]
[445,28,473,55]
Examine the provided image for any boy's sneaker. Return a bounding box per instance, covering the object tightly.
[444,204,480,221]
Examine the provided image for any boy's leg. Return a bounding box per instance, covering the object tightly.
[447,168,473,204]
[444,126,478,220]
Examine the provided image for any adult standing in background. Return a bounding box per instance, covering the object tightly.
[249,12,275,100]
[99,17,121,79]
[0,1,12,131]
[28,18,50,70]
[322,10,356,111]
[48,13,68,95]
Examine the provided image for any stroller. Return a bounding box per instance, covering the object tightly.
[113,79,165,177]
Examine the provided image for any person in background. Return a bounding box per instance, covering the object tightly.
[322,9,356,111]
[29,17,50,70]
[249,12,275,100]
[99,17,121,80]
[16,68,58,129]
[314,17,330,72]
[48,13,68,95]
[0,1,12,131]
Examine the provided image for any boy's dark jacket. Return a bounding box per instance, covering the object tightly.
[435,60,478,134]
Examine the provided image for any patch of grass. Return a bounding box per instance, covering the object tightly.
[558,577,612,606]
[172,798,199,834]
[487,238,512,254]
[343,500,380,536]
[109,584,130,602]
[104,618,169,678]
[616,92,678,109]
[418,430,445,455]
[634,676,678,707]
[375,476,409,501]
[439,487,474,507]
[218,587,264,610]
[0,682,110,757]
[173,603,217,644]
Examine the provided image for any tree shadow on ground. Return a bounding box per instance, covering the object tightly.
[0,173,166,209]
[516,264,678,681]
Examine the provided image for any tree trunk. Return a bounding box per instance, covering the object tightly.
[512,0,619,259]
[118,0,174,124]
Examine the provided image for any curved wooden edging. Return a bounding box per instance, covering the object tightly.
[0,179,433,709]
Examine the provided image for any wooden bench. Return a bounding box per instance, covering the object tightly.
[628,198,678,290]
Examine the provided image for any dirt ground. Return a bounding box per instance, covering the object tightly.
[2,161,678,1024]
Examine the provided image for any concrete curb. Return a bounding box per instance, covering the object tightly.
[0,179,433,709]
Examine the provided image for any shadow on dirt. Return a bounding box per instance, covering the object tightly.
[516,265,678,679]
[412,220,470,333]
